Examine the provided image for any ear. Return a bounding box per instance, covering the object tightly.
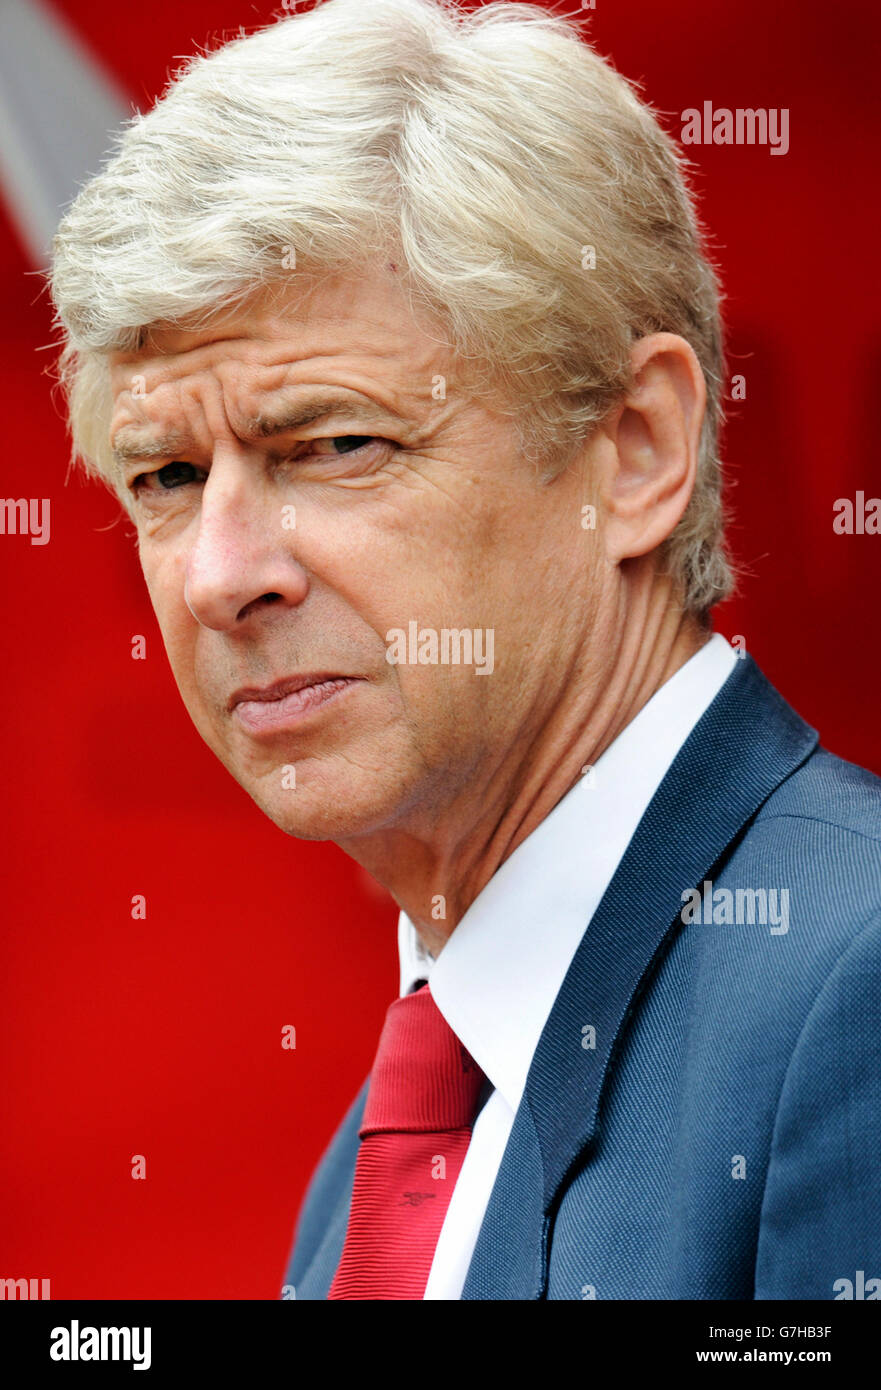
[598,333,705,564]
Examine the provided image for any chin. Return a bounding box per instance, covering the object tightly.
[247,782,396,843]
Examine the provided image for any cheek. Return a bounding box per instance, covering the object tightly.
[140,549,197,672]
[386,648,503,753]
[295,499,463,638]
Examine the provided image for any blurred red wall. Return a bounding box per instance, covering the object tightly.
[1,0,879,1297]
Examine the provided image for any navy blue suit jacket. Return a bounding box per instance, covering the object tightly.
[282,655,881,1299]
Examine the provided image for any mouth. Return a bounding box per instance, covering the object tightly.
[229,674,363,734]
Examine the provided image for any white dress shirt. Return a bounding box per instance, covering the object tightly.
[396,631,737,1298]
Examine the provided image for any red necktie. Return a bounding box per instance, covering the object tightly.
[328,981,486,1300]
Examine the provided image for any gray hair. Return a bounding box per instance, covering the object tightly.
[48,0,733,614]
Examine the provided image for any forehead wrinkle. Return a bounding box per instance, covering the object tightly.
[111,371,228,465]
[229,352,441,443]
[196,370,239,454]
[110,315,455,465]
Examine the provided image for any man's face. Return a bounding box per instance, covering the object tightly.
[108,267,601,843]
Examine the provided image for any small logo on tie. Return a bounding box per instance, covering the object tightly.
[400,1192,436,1207]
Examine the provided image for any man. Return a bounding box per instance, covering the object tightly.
[48,0,880,1300]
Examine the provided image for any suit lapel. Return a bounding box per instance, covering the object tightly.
[462,655,818,1299]
[293,1179,355,1299]
[291,1083,368,1300]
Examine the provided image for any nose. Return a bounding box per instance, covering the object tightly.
[184,452,309,630]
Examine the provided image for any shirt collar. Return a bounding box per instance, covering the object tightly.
[397,632,738,1112]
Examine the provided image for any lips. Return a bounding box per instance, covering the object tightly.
[227,673,354,712]
[229,673,362,734]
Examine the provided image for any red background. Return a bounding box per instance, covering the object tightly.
[1,0,879,1297]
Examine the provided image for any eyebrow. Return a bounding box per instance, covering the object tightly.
[110,394,406,468]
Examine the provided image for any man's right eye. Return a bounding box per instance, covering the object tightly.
[135,461,203,491]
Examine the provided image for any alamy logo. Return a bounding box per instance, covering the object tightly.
[385,623,494,674]
[681,102,789,156]
[50,1320,151,1370]
[680,880,790,934]
[833,492,880,534]
[0,498,50,545]
[833,1271,880,1300]
[0,1276,50,1299]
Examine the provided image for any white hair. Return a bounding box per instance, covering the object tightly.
[49,0,733,614]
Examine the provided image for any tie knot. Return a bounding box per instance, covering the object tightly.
[361,983,486,1135]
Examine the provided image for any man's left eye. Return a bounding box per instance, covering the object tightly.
[323,436,377,455]
[302,435,390,468]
